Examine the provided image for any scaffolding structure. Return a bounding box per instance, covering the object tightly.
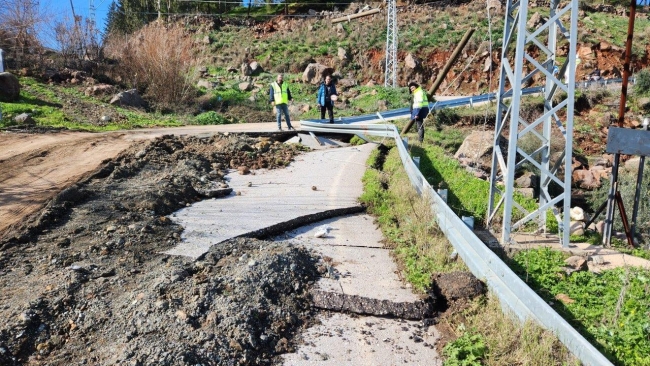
[488,0,579,247]
[384,0,397,87]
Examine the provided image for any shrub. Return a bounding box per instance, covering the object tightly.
[194,111,230,125]
[634,69,650,96]
[104,22,204,110]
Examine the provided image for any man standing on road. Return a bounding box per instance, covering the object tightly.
[409,81,429,143]
[317,75,338,124]
[269,74,294,131]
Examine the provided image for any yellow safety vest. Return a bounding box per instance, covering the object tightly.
[272,82,289,104]
[412,87,429,108]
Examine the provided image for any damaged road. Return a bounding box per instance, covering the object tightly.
[0,129,457,365]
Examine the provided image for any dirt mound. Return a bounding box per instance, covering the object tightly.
[0,133,314,365]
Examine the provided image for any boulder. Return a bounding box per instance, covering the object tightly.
[569,206,586,221]
[238,82,253,92]
[0,72,20,102]
[337,78,357,89]
[569,221,585,236]
[109,89,145,108]
[302,63,333,85]
[527,12,544,28]
[593,156,612,167]
[85,84,115,97]
[337,47,348,61]
[240,62,252,76]
[197,79,217,90]
[595,220,605,235]
[404,53,419,69]
[564,255,588,273]
[515,171,538,189]
[289,103,310,115]
[638,97,650,111]
[572,169,600,189]
[14,113,35,125]
[515,187,535,198]
[454,131,495,172]
[249,61,263,76]
[624,156,642,172]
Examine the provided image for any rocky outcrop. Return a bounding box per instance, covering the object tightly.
[0,72,20,102]
[109,89,145,108]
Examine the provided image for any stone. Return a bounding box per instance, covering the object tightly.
[100,115,112,123]
[301,63,334,85]
[624,156,641,172]
[569,221,585,236]
[454,131,496,173]
[515,171,538,188]
[238,166,250,175]
[569,206,585,221]
[14,113,35,125]
[202,35,211,44]
[483,57,493,72]
[109,89,145,108]
[515,187,535,198]
[599,41,612,51]
[595,220,605,235]
[593,156,611,167]
[85,84,114,97]
[337,78,357,89]
[227,66,238,73]
[0,72,20,102]
[555,293,575,304]
[404,53,419,69]
[337,47,348,61]
[241,62,252,76]
[572,169,600,190]
[197,79,216,89]
[591,255,605,265]
[564,256,588,273]
[527,12,543,28]
[238,82,253,92]
[249,61,263,76]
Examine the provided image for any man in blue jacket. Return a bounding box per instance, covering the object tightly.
[269,74,294,131]
[317,75,338,124]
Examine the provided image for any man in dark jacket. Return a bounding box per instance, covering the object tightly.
[316,75,338,124]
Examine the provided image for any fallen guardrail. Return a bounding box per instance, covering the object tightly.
[300,120,613,366]
[303,79,633,125]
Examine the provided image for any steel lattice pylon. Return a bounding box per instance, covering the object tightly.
[488,0,578,247]
[384,0,397,87]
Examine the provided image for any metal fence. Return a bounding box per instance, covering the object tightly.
[301,120,613,366]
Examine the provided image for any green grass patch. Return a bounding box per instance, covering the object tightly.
[511,247,650,365]
[360,144,466,292]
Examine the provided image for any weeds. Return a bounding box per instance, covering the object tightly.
[104,22,204,110]
[360,145,466,292]
[511,247,650,365]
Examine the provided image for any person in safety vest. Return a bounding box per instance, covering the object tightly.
[317,75,338,124]
[409,81,429,143]
[269,74,294,131]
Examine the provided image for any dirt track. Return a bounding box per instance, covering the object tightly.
[0,123,295,238]
[0,131,132,234]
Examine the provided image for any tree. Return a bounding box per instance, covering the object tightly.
[0,0,47,68]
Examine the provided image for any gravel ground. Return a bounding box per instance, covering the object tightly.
[0,133,324,365]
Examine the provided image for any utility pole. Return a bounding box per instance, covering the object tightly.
[384,0,397,87]
[487,0,578,247]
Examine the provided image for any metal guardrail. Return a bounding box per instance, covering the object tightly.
[303,78,633,125]
[300,120,614,366]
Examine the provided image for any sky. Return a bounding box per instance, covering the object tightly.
[39,0,113,48]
